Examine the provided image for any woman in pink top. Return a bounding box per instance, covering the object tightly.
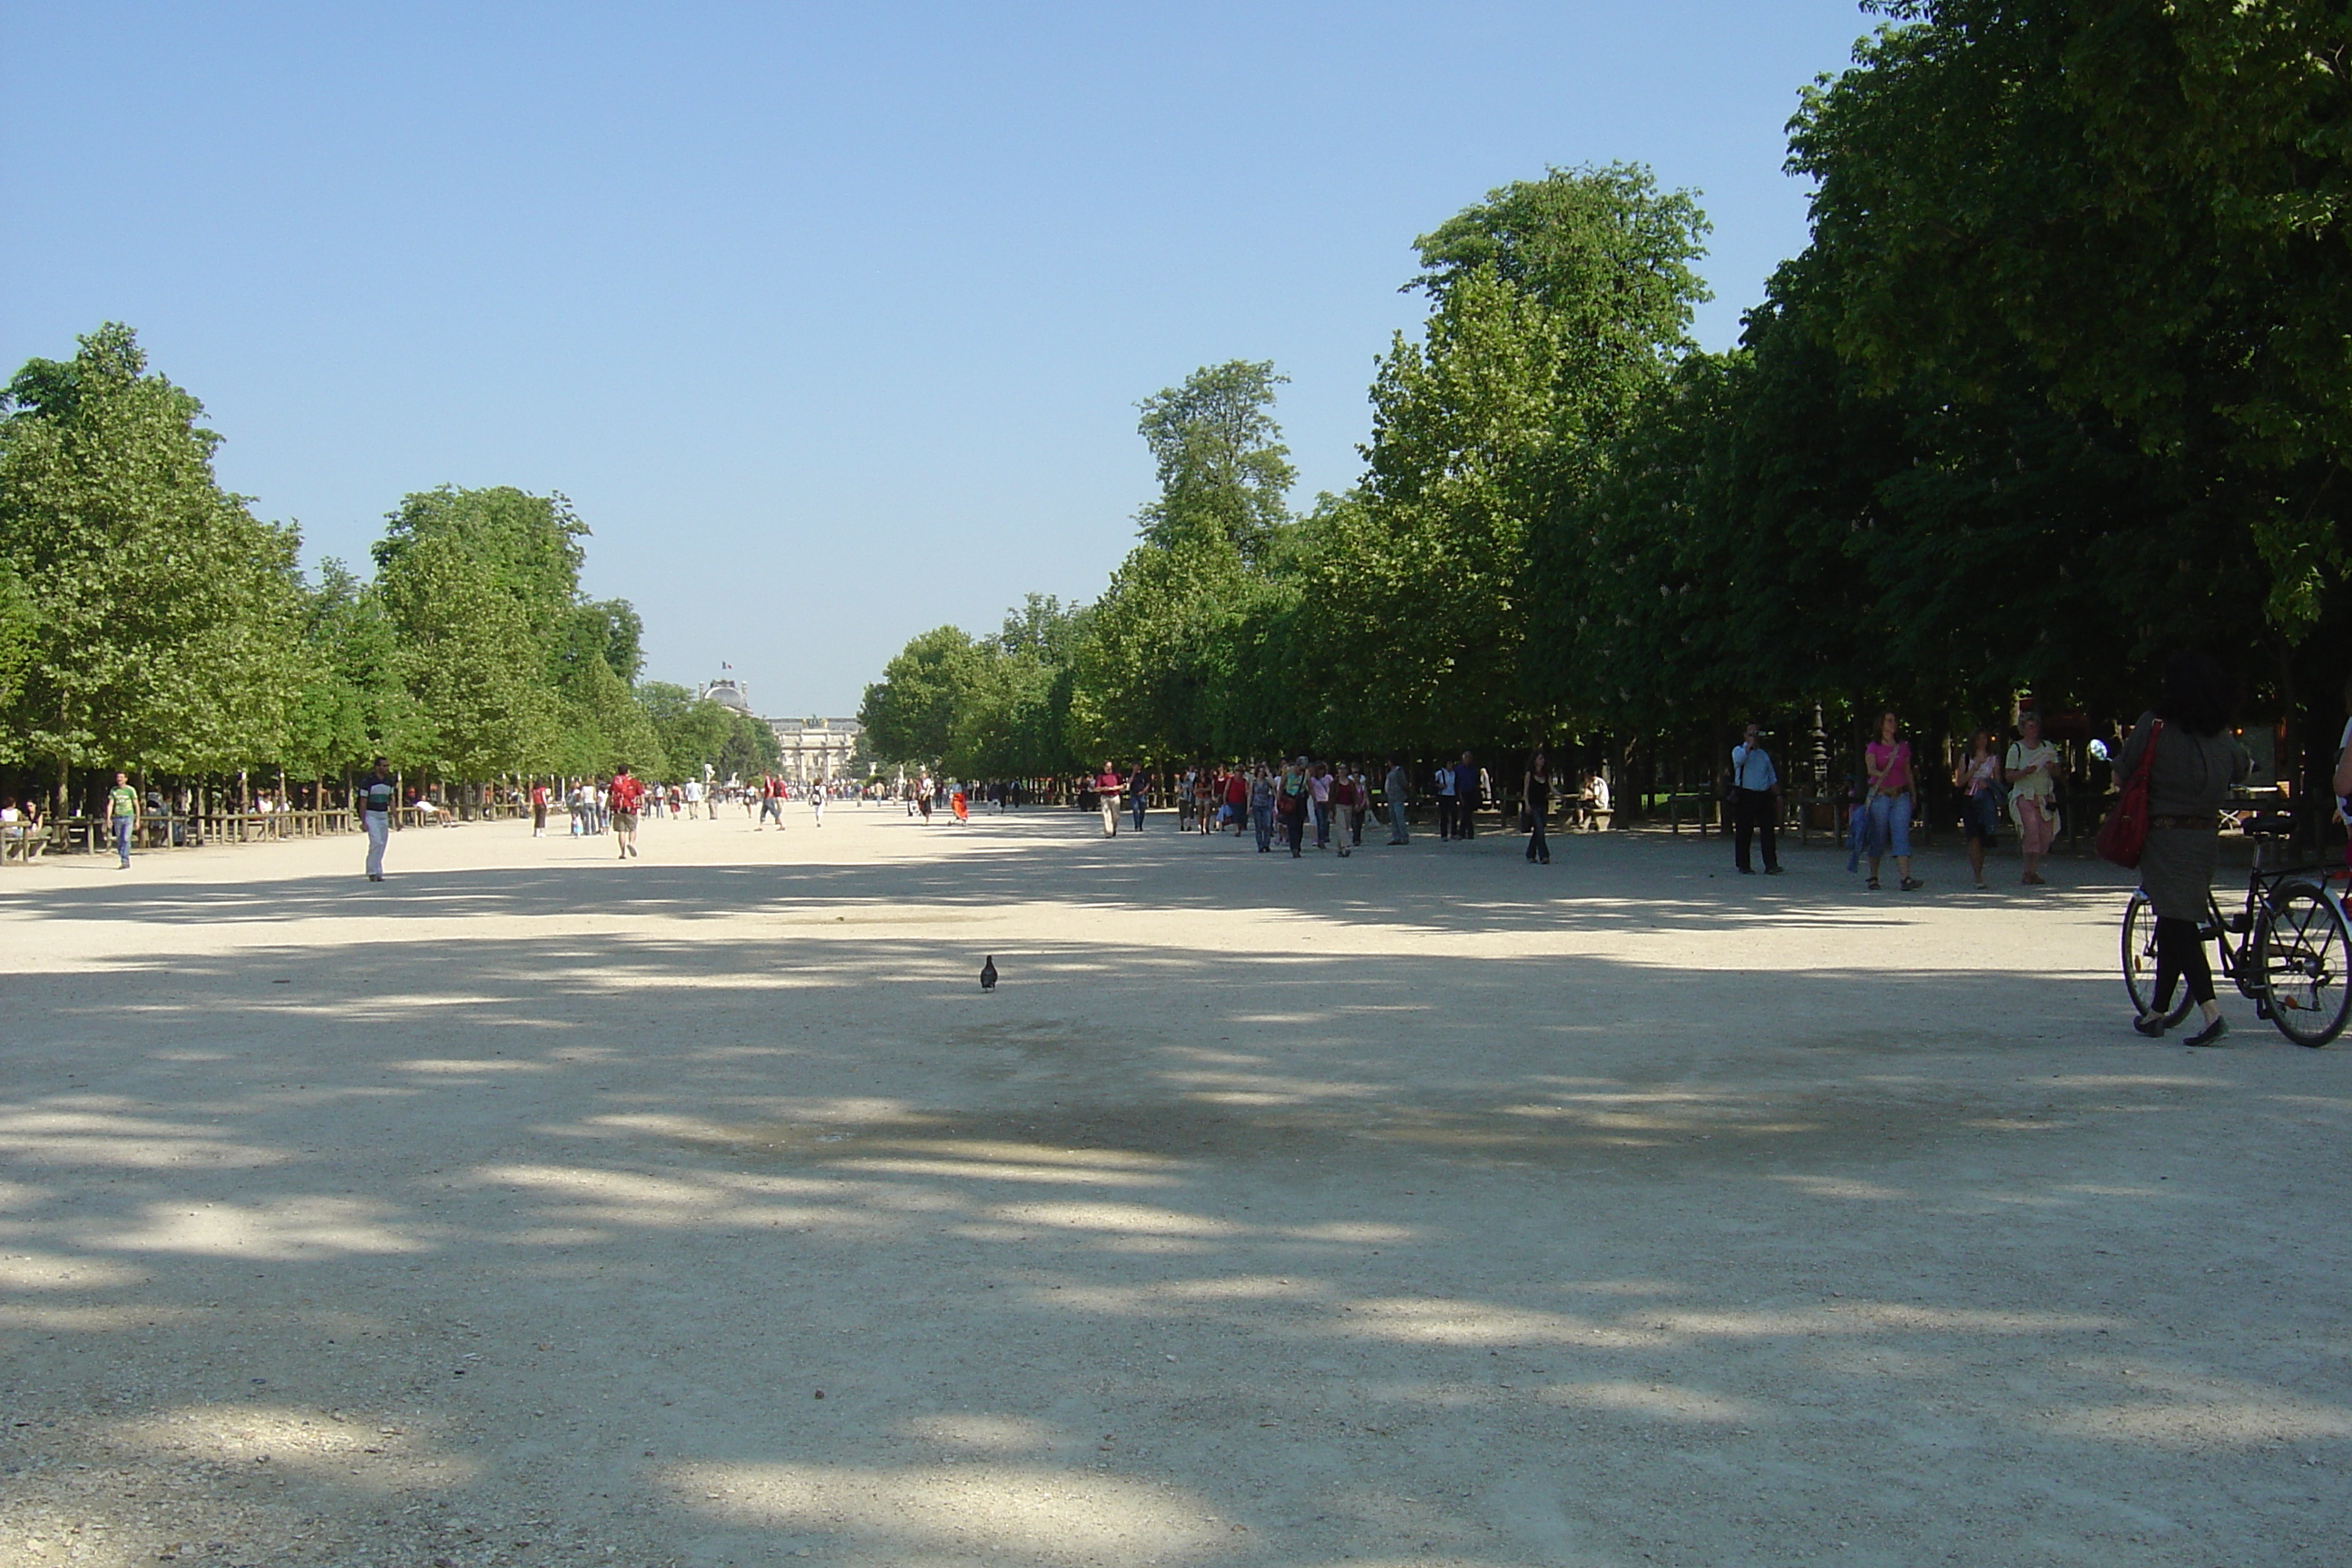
[1864,710,1922,891]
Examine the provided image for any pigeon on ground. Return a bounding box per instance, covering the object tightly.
[980,956,998,991]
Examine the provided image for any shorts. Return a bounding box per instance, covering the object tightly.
[1962,792,1998,845]
[612,811,639,832]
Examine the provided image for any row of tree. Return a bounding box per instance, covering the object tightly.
[0,325,776,813]
[863,2,2352,822]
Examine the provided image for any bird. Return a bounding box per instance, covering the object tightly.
[980,956,998,992]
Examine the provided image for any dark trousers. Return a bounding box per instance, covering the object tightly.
[1733,788,1779,871]
[2154,915,2216,1008]
[1436,794,1455,839]
[1283,808,1305,857]
[1525,811,1549,861]
[1456,793,1475,838]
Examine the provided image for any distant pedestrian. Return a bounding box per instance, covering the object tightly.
[531,781,549,837]
[1131,769,1149,831]
[1384,756,1411,845]
[1308,762,1333,850]
[1223,767,1249,836]
[1434,759,1458,840]
[359,757,395,881]
[1452,752,1479,839]
[1955,728,2003,889]
[2004,712,2064,885]
[1864,711,1920,891]
[1095,763,1122,837]
[810,776,827,827]
[1250,763,1275,852]
[610,764,644,859]
[1278,757,1309,858]
[1523,752,1553,865]
[106,769,138,870]
[1730,723,1782,875]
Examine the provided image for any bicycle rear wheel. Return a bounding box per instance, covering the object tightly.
[2256,880,2352,1047]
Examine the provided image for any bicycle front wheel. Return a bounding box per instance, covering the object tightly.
[2256,880,2352,1047]
[2122,889,2164,1018]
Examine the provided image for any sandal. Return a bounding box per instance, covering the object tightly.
[1867,878,1881,890]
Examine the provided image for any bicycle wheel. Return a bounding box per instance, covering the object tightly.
[2122,889,2164,1018]
[2256,880,2352,1047]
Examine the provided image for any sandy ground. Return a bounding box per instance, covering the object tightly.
[1,799,2347,1568]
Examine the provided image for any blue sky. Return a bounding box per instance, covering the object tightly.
[2,2,1874,716]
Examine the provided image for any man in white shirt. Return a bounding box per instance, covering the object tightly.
[1434,760,1458,841]
[1730,723,1783,875]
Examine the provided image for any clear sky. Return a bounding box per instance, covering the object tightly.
[2,2,1874,717]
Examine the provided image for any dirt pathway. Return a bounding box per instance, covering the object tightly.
[2,806,2346,1566]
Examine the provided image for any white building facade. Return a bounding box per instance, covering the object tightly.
[693,678,867,780]
[769,717,865,782]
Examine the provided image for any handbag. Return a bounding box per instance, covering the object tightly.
[2096,720,2161,869]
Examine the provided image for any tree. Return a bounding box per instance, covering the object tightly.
[1135,362,1296,565]
[0,564,33,718]
[372,523,559,778]
[0,324,305,797]
[859,626,983,764]
[946,596,1091,779]
[1356,166,1712,746]
[1075,363,1300,760]
[639,681,775,779]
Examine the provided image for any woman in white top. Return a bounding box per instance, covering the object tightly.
[2004,711,2065,886]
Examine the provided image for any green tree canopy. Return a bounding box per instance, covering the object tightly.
[0,323,305,785]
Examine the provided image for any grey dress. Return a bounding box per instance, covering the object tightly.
[2115,710,2250,920]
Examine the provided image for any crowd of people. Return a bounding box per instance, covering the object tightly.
[1083,757,1613,859]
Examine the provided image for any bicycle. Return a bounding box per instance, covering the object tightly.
[2121,815,2352,1047]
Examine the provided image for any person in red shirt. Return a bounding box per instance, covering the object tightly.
[1094,763,1123,838]
[530,781,550,838]
[609,764,645,860]
[1222,769,1249,835]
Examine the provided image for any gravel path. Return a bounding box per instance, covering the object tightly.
[2,805,2347,1567]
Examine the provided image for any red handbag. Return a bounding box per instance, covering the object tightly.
[2096,720,2161,868]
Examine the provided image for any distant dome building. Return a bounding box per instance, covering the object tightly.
[697,676,753,714]
[694,673,868,779]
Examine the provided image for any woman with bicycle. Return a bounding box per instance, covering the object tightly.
[2122,652,2249,1046]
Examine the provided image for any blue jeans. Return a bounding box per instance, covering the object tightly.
[1252,800,1273,851]
[1388,799,1409,843]
[111,816,132,865]
[1311,800,1330,848]
[1866,790,1913,860]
